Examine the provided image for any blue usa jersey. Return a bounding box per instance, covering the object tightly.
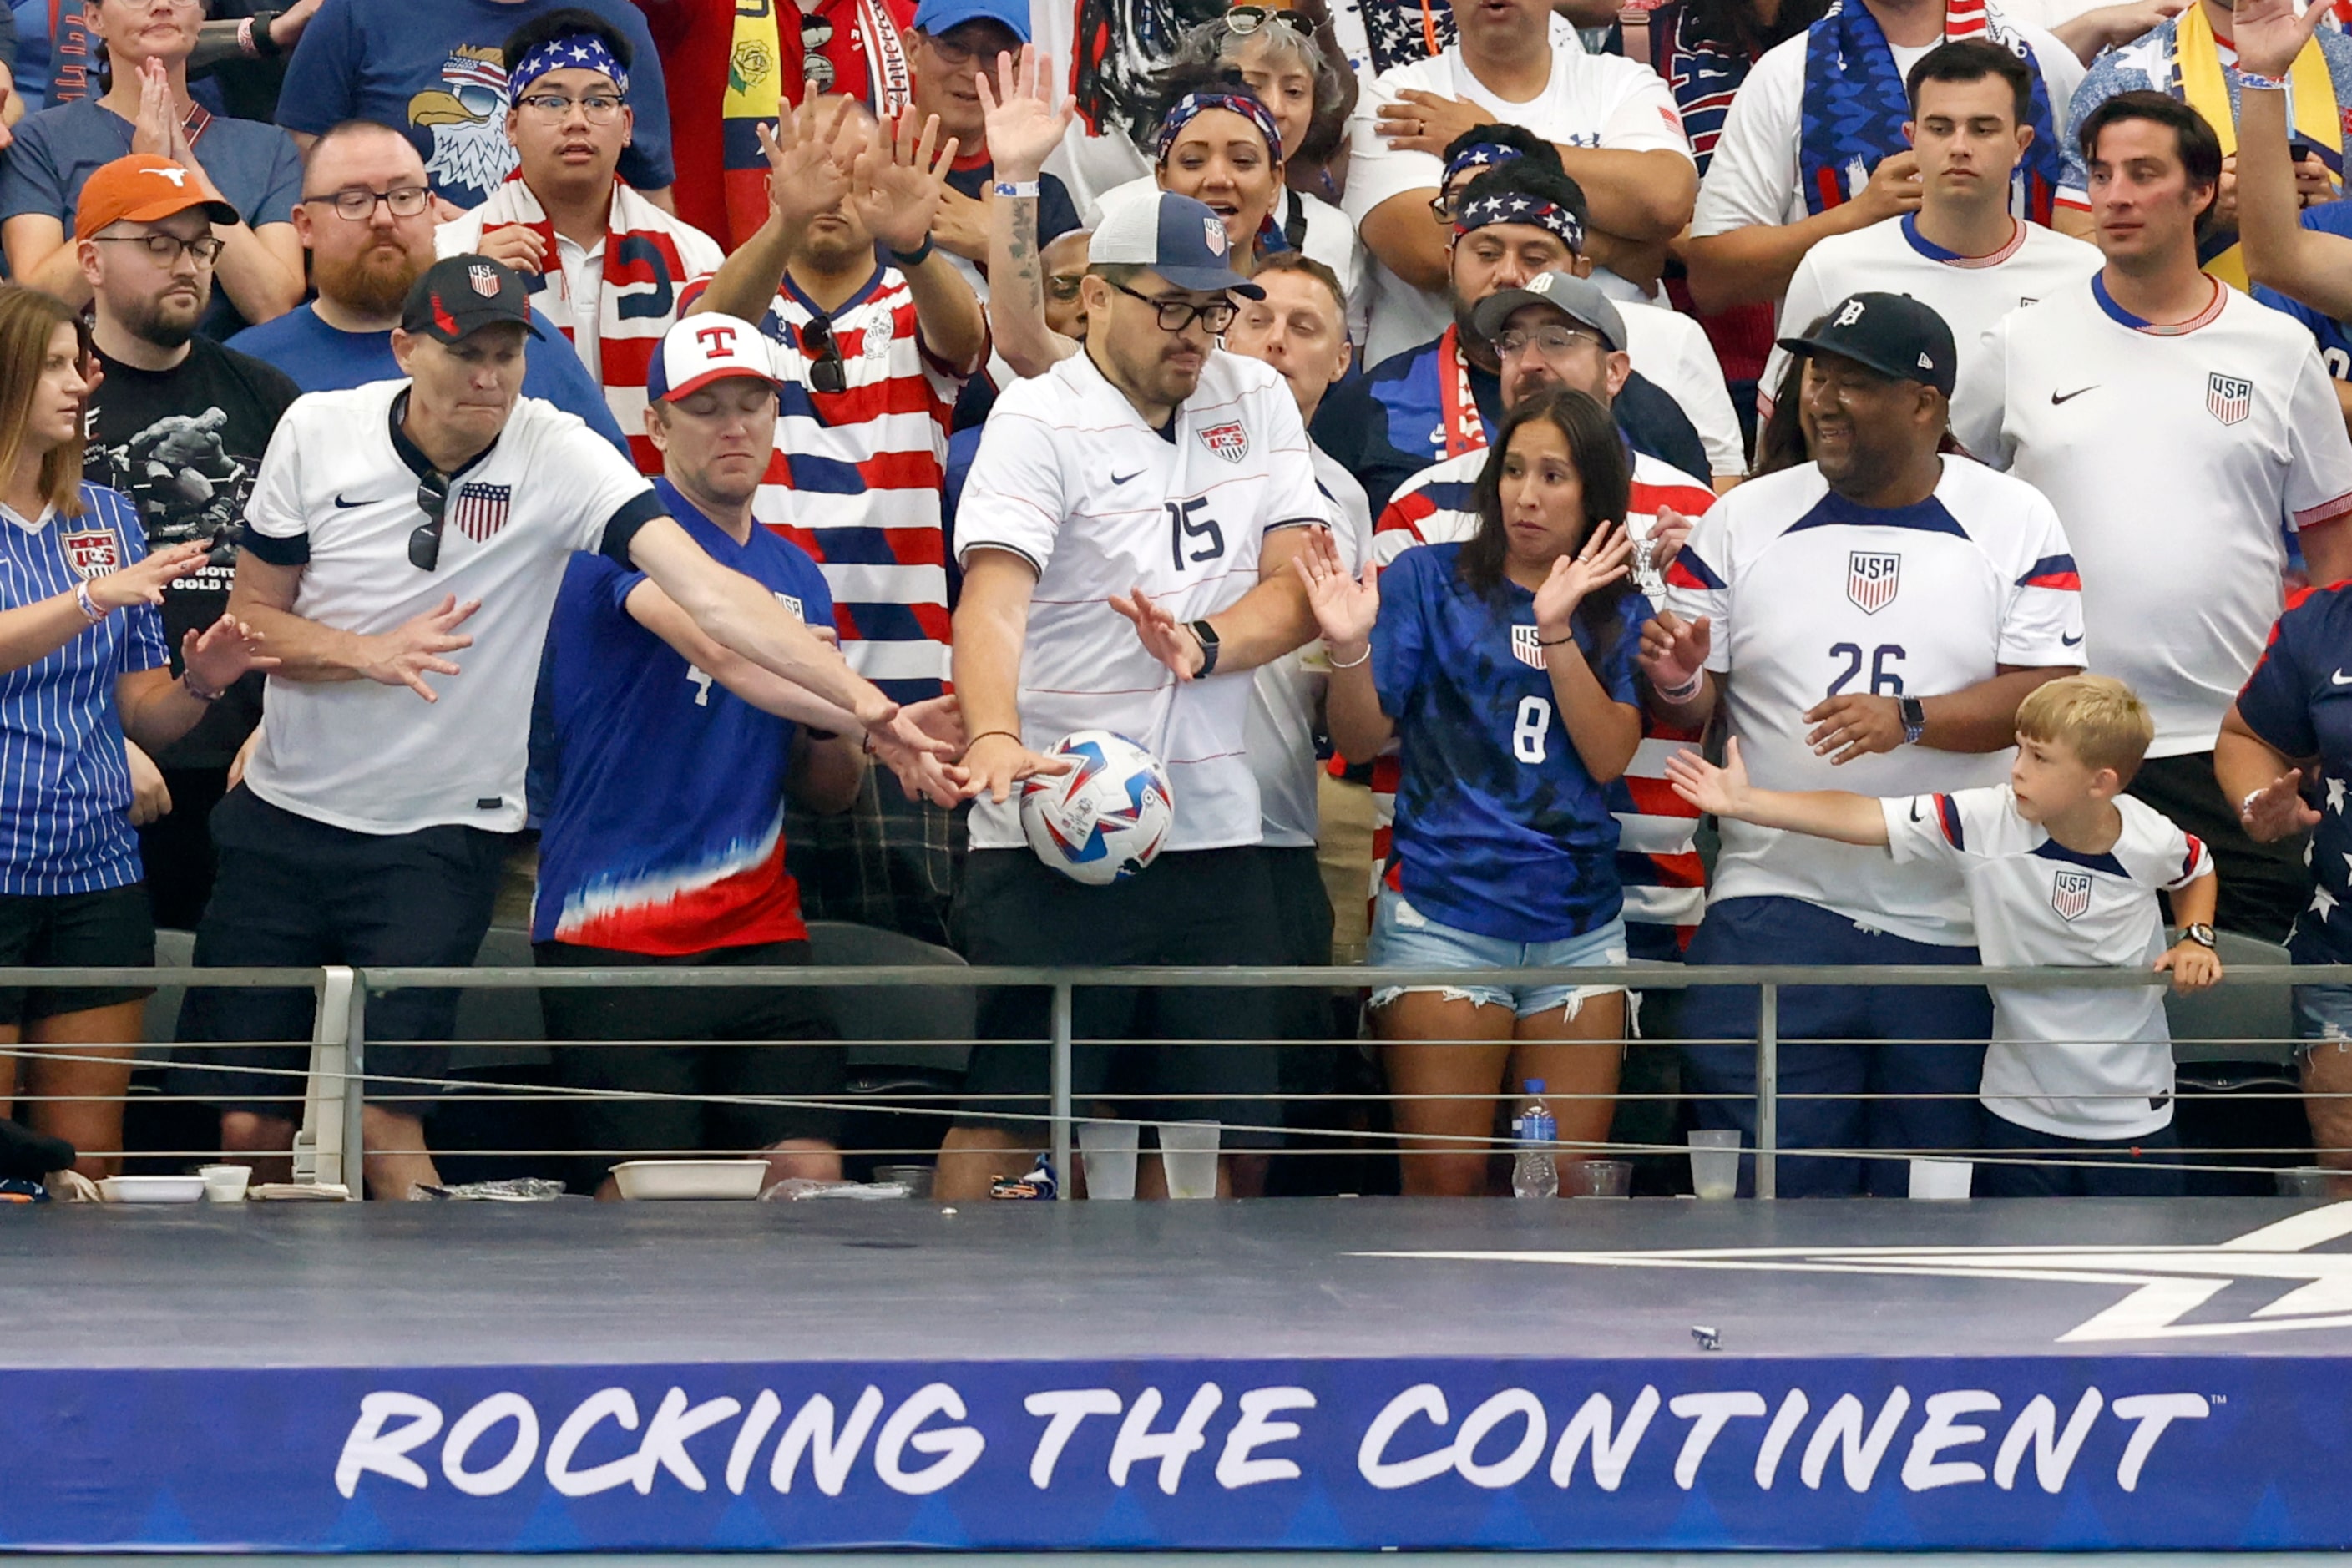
[0,485,169,895]
[2235,581,2352,965]
[533,478,836,955]
[1372,541,1653,943]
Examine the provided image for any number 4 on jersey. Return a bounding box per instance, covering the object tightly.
[686,665,715,706]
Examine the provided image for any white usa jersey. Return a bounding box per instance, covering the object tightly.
[1884,786,2211,1138]
[958,347,1328,852]
[1960,276,2352,756]
[1665,458,2084,944]
[1248,443,1372,848]
[242,381,662,837]
[1764,214,2102,453]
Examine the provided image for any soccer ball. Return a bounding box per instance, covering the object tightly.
[1019,731,1175,886]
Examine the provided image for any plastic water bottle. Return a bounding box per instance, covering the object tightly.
[1512,1080,1559,1200]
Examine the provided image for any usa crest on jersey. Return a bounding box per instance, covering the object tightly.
[450,482,511,542]
[1510,624,1545,669]
[1846,550,1900,615]
[60,526,120,579]
[2207,372,2252,427]
[1199,421,1249,463]
[2051,867,2093,921]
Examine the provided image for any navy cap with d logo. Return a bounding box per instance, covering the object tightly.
[1778,291,1956,397]
[1089,188,1266,297]
[402,254,549,345]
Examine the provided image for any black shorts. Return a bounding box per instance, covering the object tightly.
[957,847,1286,1146]
[2127,751,2307,943]
[0,883,154,1026]
[1974,1113,2185,1198]
[536,938,844,1180]
[170,787,513,1118]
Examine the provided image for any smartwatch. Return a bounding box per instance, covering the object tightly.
[1897,694,1927,746]
[1187,619,1222,677]
[2183,923,2218,951]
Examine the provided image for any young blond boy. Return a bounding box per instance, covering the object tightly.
[1667,675,2223,1196]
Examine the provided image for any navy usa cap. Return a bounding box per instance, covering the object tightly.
[1777,291,1956,397]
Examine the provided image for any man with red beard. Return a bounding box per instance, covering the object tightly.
[227,119,630,453]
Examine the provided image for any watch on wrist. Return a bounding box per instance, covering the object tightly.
[250,9,285,56]
[1897,694,1927,746]
[2183,923,2218,951]
[1187,619,1221,678]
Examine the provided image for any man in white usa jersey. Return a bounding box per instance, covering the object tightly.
[937,190,1326,1201]
[1763,40,2101,444]
[1643,290,2083,1196]
[1958,89,2352,943]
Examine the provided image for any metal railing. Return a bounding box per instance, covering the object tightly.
[3,956,2347,1201]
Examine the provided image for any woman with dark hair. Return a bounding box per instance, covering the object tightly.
[0,286,269,1176]
[1301,386,1654,1196]
[1748,311,1818,478]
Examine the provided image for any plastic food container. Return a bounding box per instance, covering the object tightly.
[610,1159,768,1201]
[98,1175,206,1204]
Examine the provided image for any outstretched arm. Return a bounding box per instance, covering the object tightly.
[1664,736,1891,846]
[2233,0,2352,315]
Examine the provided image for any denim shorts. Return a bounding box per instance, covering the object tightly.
[1367,889,1628,1020]
[2293,982,2352,1064]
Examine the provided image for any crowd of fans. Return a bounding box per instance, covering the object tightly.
[0,0,2347,1203]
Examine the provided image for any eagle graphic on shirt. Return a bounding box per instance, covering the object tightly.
[407,47,519,200]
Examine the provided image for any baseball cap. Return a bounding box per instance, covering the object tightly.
[910,0,1029,41]
[73,154,236,242]
[1778,291,1957,397]
[1469,269,1626,352]
[401,255,548,344]
[647,313,781,402]
[1089,188,1264,297]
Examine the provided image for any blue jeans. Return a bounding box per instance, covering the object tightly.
[1368,890,1628,1021]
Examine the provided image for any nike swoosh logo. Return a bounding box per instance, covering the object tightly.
[1909,800,1923,822]
[332,493,375,508]
[2062,632,2085,647]
[2333,670,2352,685]
[2051,387,2096,405]
[1110,470,1145,485]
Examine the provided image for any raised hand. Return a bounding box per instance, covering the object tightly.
[1643,505,1695,580]
[1663,736,1753,818]
[1294,526,1377,651]
[179,613,278,695]
[359,594,478,701]
[2240,765,2323,842]
[1108,585,1206,680]
[849,111,959,258]
[2232,0,2326,79]
[86,541,213,613]
[1533,520,1632,639]
[1639,609,1712,693]
[977,45,1076,181]
[756,94,857,234]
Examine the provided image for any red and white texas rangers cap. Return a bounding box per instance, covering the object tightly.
[645,313,782,402]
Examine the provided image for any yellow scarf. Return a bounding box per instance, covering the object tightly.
[2173,0,2341,289]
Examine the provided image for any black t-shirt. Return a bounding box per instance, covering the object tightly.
[83,336,299,769]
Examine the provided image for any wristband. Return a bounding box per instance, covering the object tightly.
[993,180,1040,199]
[2241,787,2268,821]
[180,670,224,703]
[967,728,1022,751]
[889,234,935,268]
[1328,641,1371,669]
[250,8,285,56]
[1536,632,1577,648]
[2232,66,2288,90]
[237,16,259,55]
[74,582,109,624]
[1657,670,1703,703]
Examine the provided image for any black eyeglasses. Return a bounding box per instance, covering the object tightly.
[305,185,433,220]
[1227,4,1314,35]
[91,232,226,266]
[1108,280,1238,333]
[409,472,450,571]
[801,318,847,395]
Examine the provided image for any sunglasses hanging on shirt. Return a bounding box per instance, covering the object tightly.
[801,317,848,396]
[801,14,837,91]
[410,471,451,571]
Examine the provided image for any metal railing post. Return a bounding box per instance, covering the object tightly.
[342,981,368,1197]
[1756,982,1778,1201]
[1051,981,1073,1201]
[295,965,354,1191]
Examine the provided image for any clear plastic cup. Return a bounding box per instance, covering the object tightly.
[1687,1130,1740,1200]
[2278,1166,2339,1198]
[1908,1157,1973,1201]
[1157,1120,1221,1200]
[1563,1158,1632,1198]
[1078,1119,1140,1201]
[198,1164,251,1204]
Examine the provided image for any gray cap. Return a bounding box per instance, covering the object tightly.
[1470,270,1626,352]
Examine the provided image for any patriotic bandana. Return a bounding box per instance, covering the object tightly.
[1442,141,1525,186]
[1797,0,2059,223]
[511,33,630,99]
[1453,191,1585,253]
[1156,89,1287,162]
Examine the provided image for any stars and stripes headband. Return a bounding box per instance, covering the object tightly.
[510,34,630,99]
[1443,141,1525,185]
[1454,191,1585,252]
[1156,89,1286,162]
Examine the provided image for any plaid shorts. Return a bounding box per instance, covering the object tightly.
[785,769,967,950]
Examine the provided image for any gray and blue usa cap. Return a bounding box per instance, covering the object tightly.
[1088,188,1266,298]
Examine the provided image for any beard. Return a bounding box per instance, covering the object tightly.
[121,284,206,350]
[315,243,426,318]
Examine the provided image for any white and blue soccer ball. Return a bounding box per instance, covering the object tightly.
[1019,730,1175,886]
